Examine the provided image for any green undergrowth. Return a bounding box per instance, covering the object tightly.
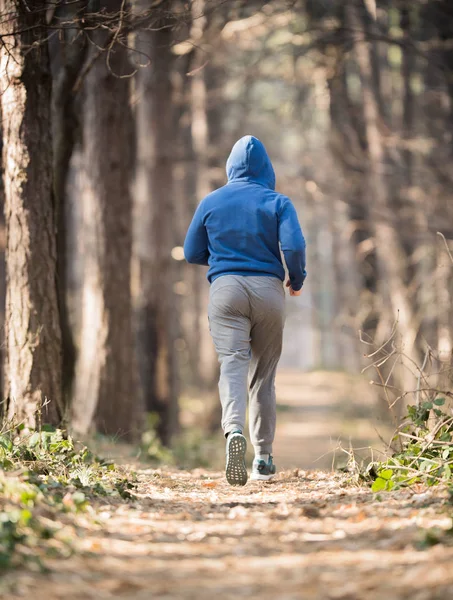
[141,426,224,470]
[0,425,136,572]
[365,396,453,492]
[139,412,224,469]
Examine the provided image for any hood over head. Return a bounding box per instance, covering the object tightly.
[226,135,276,190]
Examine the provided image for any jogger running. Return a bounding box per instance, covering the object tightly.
[184,135,307,485]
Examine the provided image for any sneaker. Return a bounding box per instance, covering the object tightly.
[250,456,276,481]
[225,432,248,486]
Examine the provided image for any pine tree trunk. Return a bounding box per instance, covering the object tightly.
[0,109,6,408]
[190,0,222,394]
[401,3,415,187]
[173,49,202,389]
[436,242,453,362]
[435,1,453,133]
[0,0,63,426]
[134,0,179,445]
[72,5,140,438]
[332,195,362,373]
[326,58,366,370]
[49,2,88,404]
[348,1,420,381]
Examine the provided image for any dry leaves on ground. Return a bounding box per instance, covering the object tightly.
[2,467,453,600]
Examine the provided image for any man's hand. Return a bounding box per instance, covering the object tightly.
[286,280,302,297]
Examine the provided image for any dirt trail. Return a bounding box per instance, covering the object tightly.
[3,468,453,600]
[272,370,386,470]
[3,371,452,599]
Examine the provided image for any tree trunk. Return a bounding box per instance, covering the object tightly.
[326,55,369,369]
[0,109,6,409]
[436,241,452,362]
[72,2,139,438]
[190,0,220,394]
[435,1,453,134]
[49,2,88,404]
[173,49,202,389]
[134,0,179,445]
[348,1,420,394]
[332,194,362,373]
[434,1,453,369]
[178,49,204,389]
[401,3,415,187]
[313,189,339,368]
[0,0,63,426]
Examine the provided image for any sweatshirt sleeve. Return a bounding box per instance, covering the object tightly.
[278,198,307,291]
[184,201,210,266]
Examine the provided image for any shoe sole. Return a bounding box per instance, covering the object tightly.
[226,434,248,486]
[250,473,276,481]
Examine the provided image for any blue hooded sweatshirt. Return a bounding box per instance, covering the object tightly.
[183,135,307,290]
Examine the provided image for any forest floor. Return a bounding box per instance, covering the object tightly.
[2,371,453,600]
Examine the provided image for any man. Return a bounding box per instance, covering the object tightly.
[184,135,306,486]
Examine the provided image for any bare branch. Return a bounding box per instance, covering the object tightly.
[437,231,453,265]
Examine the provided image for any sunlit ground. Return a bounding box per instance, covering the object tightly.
[273,370,392,470]
[3,371,451,600]
[83,369,392,474]
[177,369,392,472]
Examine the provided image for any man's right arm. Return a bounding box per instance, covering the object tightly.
[184,201,210,266]
[278,198,307,293]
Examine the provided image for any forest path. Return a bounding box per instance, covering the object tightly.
[4,371,453,599]
[183,369,389,472]
[273,370,386,470]
[5,468,453,600]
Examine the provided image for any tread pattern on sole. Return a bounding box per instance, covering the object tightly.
[226,435,248,486]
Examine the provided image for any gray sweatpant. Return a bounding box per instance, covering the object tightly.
[208,275,285,455]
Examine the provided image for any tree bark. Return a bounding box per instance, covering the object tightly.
[326,54,369,369]
[348,0,420,387]
[72,1,139,438]
[49,2,88,404]
[435,241,452,362]
[190,0,220,394]
[0,0,63,426]
[173,49,202,389]
[134,0,179,445]
[434,0,453,133]
[0,109,6,408]
[401,3,415,187]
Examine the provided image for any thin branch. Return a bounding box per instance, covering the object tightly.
[415,348,430,408]
[437,231,453,265]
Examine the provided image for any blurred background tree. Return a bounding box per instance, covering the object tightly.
[0,0,452,451]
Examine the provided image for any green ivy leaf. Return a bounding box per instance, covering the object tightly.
[19,509,32,526]
[378,469,393,481]
[420,459,435,472]
[372,478,387,492]
[434,397,446,407]
[40,425,57,433]
[28,432,41,448]
[372,476,394,493]
[0,435,13,453]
